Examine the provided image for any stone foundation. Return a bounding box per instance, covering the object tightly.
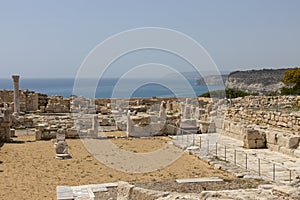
[221,120,300,157]
[0,107,12,142]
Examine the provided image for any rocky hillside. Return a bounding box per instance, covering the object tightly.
[226,68,291,94]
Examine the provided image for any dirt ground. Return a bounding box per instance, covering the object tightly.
[0,134,250,200]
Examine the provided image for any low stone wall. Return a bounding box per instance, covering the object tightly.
[117,181,200,200]
[115,181,292,200]
[12,115,34,128]
[226,96,300,134]
[35,125,80,140]
[221,120,300,158]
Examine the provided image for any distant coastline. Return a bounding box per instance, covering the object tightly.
[0,78,224,98]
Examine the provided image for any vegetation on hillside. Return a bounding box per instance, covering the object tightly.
[281,67,300,95]
[199,88,257,98]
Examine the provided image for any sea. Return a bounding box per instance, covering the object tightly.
[0,78,224,98]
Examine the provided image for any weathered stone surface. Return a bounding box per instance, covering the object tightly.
[243,128,266,149]
[117,181,135,200]
[287,136,300,149]
[200,189,278,200]
[0,106,12,142]
[266,143,280,152]
[116,182,203,200]
[55,141,69,154]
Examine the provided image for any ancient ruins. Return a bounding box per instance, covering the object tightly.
[0,76,299,157]
[0,75,300,199]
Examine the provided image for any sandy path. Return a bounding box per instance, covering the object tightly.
[0,135,234,199]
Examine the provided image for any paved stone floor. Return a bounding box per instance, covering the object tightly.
[172,133,300,184]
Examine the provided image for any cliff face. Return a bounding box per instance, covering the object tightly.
[226,69,290,94]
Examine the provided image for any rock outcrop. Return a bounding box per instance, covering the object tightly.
[226,68,290,94]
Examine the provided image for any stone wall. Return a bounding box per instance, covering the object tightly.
[226,96,300,134]
[45,96,70,113]
[0,107,12,142]
[218,95,300,157]
[0,90,48,113]
[221,120,300,158]
[33,114,78,140]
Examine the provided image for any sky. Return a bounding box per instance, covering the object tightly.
[1,0,300,78]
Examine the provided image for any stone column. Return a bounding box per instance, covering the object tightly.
[12,75,20,115]
[159,101,166,120]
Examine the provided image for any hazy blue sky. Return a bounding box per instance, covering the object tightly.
[1,0,300,78]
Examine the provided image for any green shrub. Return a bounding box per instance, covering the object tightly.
[199,88,257,98]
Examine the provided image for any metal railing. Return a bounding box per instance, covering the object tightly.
[168,124,294,184]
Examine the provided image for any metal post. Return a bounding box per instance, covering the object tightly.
[273,163,275,181]
[289,170,292,183]
[181,129,183,142]
[199,136,202,149]
[234,150,236,165]
[224,145,227,161]
[207,140,209,155]
[258,158,261,176]
[193,133,195,146]
[186,132,188,144]
[215,142,218,157]
[245,153,248,170]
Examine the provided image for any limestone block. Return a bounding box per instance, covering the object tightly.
[208,122,216,133]
[244,139,256,149]
[293,125,300,132]
[256,139,266,148]
[277,121,287,127]
[277,133,288,147]
[117,181,134,200]
[100,107,108,115]
[287,136,300,149]
[37,124,46,131]
[100,118,109,126]
[243,128,266,149]
[130,186,170,200]
[271,120,277,126]
[200,123,209,133]
[55,141,69,154]
[267,143,280,152]
[230,123,243,135]
[243,129,260,140]
[279,147,294,156]
[35,130,42,140]
[293,149,300,158]
[266,131,277,145]
[67,128,78,138]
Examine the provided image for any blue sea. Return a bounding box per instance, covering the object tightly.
[0,78,224,98]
